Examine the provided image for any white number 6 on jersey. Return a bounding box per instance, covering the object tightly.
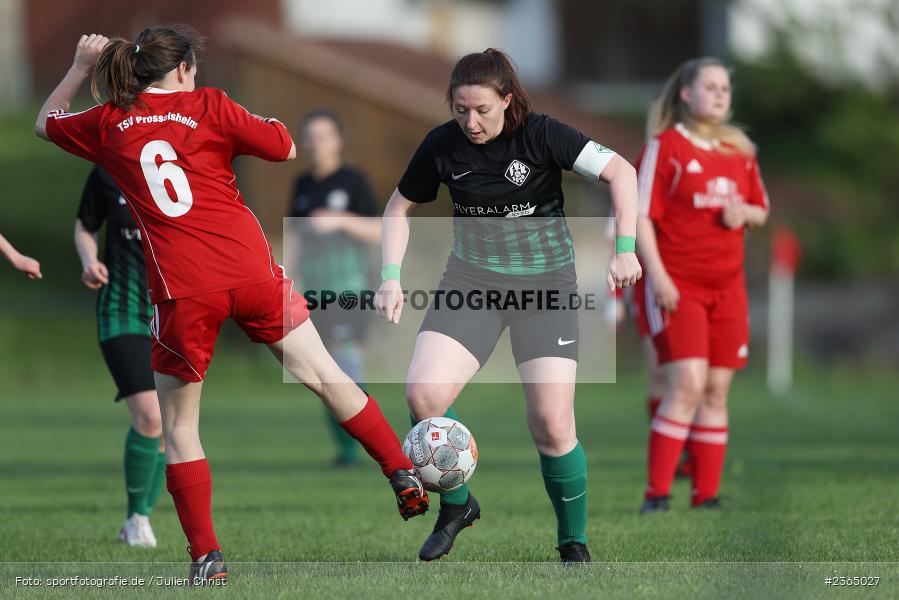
[140,140,193,217]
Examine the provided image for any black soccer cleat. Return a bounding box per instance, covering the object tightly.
[558,541,592,564]
[390,469,429,520]
[639,496,671,514]
[418,493,480,561]
[188,549,228,585]
[693,497,724,509]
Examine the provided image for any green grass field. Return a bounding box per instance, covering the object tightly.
[1,111,897,598]
[0,314,897,599]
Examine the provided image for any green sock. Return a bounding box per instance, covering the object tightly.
[326,408,359,462]
[540,442,588,546]
[411,406,470,506]
[144,452,167,515]
[124,427,161,517]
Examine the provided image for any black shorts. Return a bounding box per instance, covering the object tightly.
[419,255,580,367]
[99,334,155,402]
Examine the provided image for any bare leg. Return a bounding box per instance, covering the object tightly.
[688,366,734,505]
[518,357,587,550]
[268,320,367,421]
[270,320,427,521]
[155,373,203,463]
[406,331,480,420]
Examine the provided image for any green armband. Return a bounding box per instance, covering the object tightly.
[615,236,636,254]
[381,263,401,282]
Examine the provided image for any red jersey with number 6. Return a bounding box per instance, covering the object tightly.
[47,86,293,303]
[636,123,769,288]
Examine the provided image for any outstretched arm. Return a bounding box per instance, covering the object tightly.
[0,233,42,280]
[36,34,109,140]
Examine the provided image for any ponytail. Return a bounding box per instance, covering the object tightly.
[647,57,755,157]
[447,48,531,136]
[91,40,140,110]
[91,24,204,111]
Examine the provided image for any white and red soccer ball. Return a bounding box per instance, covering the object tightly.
[403,417,478,493]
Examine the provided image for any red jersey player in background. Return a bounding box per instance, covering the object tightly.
[634,57,768,513]
[35,26,428,582]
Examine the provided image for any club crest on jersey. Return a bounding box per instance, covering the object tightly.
[504,160,531,186]
[693,177,743,208]
[327,189,350,210]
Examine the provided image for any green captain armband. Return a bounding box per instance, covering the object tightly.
[381,263,401,282]
[615,236,636,254]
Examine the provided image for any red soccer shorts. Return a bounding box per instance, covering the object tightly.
[150,270,309,382]
[642,274,749,369]
[630,275,651,338]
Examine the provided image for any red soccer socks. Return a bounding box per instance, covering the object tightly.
[166,459,219,561]
[687,425,728,506]
[340,396,412,477]
[645,416,690,499]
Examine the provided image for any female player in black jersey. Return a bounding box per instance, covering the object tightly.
[290,110,380,466]
[376,49,642,563]
[74,165,165,548]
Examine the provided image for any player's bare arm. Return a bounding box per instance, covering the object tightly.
[636,215,680,311]
[376,189,417,324]
[308,209,381,242]
[723,202,768,229]
[0,233,42,280]
[74,219,109,289]
[36,34,109,140]
[599,154,643,291]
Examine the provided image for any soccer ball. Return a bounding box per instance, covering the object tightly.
[403,417,477,493]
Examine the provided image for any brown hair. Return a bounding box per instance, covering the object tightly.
[446,48,531,136]
[91,24,204,111]
[647,56,755,157]
[300,108,344,139]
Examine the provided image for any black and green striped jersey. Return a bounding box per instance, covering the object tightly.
[77,166,152,342]
[398,113,590,276]
[290,166,378,292]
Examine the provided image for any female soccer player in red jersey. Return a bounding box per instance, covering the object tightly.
[634,57,768,513]
[36,26,427,582]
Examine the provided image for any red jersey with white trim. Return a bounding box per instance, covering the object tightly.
[47,87,293,303]
[636,123,768,288]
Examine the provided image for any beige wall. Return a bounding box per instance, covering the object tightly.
[230,56,454,242]
[0,0,29,108]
